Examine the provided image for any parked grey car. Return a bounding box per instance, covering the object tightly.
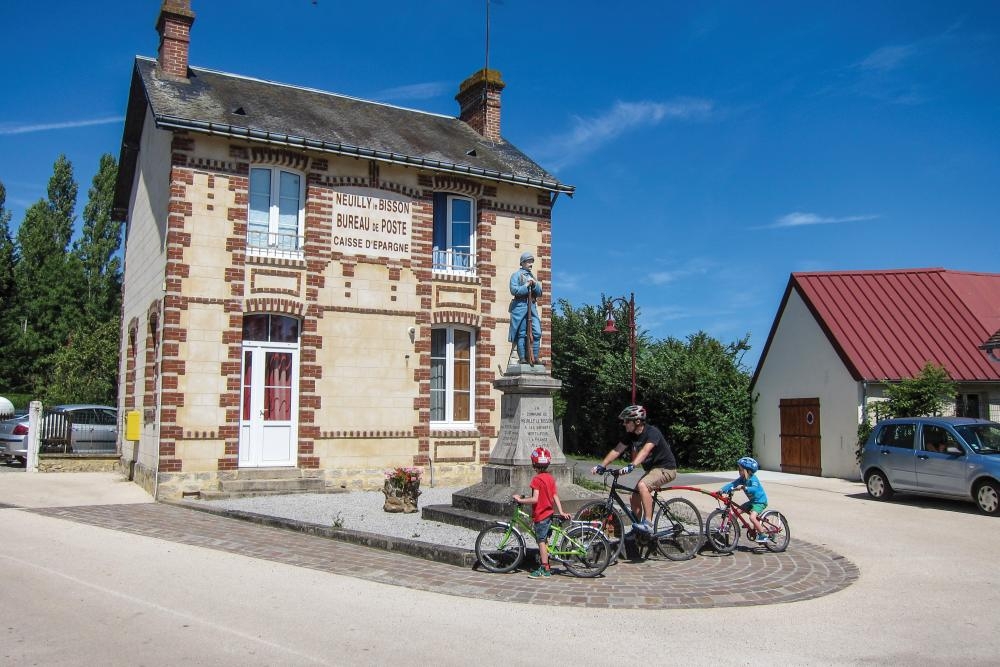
[0,413,30,464]
[0,405,118,463]
[861,416,1000,515]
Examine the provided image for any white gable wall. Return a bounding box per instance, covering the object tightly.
[118,108,172,480]
[753,289,862,480]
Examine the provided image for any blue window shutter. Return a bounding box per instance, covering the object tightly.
[433,192,447,250]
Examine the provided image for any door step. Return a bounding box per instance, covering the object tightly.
[199,469,344,500]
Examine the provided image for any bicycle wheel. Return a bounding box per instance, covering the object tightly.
[759,510,790,552]
[704,509,739,554]
[475,524,525,573]
[652,497,703,561]
[559,525,612,578]
[573,500,625,563]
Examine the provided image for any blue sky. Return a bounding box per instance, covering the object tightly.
[2,1,998,369]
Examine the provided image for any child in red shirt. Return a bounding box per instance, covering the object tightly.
[513,447,570,578]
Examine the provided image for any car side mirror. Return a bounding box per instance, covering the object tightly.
[944,445,964,456]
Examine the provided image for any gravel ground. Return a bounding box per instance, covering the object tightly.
[201,486,484,549]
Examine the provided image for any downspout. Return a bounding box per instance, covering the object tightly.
[861,380,869,425]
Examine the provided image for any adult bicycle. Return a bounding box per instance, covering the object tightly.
[573,467,703,562]
[475,500,613,577]
[703,491,790,553]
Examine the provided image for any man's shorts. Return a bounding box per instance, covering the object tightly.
[533,517,553,543]
[639,467,677,491]
[741,501,767,515]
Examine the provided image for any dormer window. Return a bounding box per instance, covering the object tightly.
[248,166,304,258]
[432,193,475,274]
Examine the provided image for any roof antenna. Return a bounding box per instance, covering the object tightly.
[485,0,490,73]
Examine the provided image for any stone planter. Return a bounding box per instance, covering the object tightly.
[382,479,421,513]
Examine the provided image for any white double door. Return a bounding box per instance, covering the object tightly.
[239,343,298,467]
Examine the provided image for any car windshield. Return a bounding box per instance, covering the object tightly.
[955,423,1000,455]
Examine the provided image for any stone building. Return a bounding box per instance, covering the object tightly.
[112,1,573,499]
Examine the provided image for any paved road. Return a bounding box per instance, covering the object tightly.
[2,471,999,665]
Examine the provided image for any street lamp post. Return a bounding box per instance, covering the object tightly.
[602,292,637,405]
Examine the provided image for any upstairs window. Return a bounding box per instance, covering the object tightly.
[432,193,475,274]
[248,167,304,257]
[430,326,474,425]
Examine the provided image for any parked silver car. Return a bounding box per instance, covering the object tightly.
[0,405,118,463]
[861,416,1000,515]
[0,413,30,464]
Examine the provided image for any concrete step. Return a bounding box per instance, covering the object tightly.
[421,504,500,532]
[199,488,338,501]
[231,468,304,480]
[422,494,606,533]
[219,477,326,493]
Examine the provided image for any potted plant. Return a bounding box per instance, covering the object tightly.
[382,466,422,513]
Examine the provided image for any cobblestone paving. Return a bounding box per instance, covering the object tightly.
[29,503,859,609]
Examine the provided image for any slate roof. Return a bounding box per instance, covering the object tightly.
[113,57,572,220]
[753,268,1000,386]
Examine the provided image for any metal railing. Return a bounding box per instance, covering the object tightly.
[247,230,305,259]
[432,249,476,274]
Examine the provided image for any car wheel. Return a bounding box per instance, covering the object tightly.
[865,470,894,500]
[975,480,1000,516]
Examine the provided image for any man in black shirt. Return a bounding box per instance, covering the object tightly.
[592,405,678,533]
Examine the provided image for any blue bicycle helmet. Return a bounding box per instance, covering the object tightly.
[737,456,759,473]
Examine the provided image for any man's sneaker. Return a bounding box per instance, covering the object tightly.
[755,533,769,543]
[632,520,653,534]
[528,567,551,578]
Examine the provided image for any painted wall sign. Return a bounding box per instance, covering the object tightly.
[331,187,412,261]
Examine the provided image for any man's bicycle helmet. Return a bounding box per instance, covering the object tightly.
[618,405,647,422]
[737,456,759,473]
[530,447,551,465]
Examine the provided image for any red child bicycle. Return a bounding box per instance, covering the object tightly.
[704,491,790,553]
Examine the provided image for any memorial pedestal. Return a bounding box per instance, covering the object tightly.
[448,363,592,518]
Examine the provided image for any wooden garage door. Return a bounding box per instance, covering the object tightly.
[779,398,821,476]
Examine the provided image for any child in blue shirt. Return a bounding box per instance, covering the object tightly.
[720,456,769,543]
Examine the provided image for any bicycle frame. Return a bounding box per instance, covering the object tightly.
[577,469,704,561]
[598,468,671,526]
[711,493,761,537]
[499,505,600,561]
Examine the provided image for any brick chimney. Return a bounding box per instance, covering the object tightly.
[456,69,505,142]
[156,0,195,81]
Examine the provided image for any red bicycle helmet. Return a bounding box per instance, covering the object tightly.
[530,447,551,465]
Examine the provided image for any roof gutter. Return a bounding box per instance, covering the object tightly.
[155,115,576,196]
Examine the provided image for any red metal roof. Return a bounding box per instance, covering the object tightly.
[754,268,1000,384]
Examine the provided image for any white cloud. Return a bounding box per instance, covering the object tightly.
[855,45,917,73]
[759,211,880,229]
[0,116,124,136]
[647,258,715,285]
[537,98,713,169]
[373,81,450,102]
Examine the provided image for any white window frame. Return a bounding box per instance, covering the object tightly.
[430,325,476,427]
[433,194,476,275]
[247,166,305,259]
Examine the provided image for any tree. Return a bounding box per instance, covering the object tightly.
[551,297,754,470]
[0,181,18,389]
[41,316,121,405]
[550,298,624,454]
[75,154,122,320]
[0,182,15,307]
[643,332,754,470]
[11,156,83,391]
[883,362,957,418]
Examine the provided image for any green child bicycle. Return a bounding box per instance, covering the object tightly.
[475,501,613,577]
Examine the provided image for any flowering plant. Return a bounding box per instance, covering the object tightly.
[385,466,422,488]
